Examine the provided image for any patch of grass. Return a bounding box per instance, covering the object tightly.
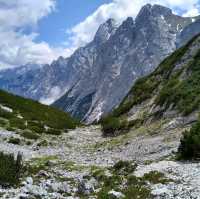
[112,161,137,176]
[9,118,26,130]
[0,152,23,187]
[26,156,58,175]
[123,185,152,199]
[62,161,90,172]
[46,128,62,135]
[92,168,107,182]
[0,118,8,127]
[88,161,155,199]
[142,171,171,184]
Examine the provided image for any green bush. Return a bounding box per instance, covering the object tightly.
[123,186,152,199]
[27,124,44,134]
[46,128,62,135]
[142,171,170,184]
[178,120,200,159]
[0,118,8,127]
[0,109,13,119]
[8,137,21,145]
[21,130,40,140]
[101,116,128,136]
[0,152,23,186]
[6,126,16,132]
[9,118,26,130]
[112,161,137,176]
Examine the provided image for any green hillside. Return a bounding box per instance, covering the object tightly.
[0,89,79,136]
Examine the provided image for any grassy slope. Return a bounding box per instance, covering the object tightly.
[0,89,79,135]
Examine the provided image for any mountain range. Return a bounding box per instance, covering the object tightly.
[0,4,200,124]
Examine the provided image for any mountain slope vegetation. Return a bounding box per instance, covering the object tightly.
[102,34,200,137]
[0,89,78,136]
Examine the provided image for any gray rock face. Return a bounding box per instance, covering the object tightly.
[0,4,199,123]
[53,4,195,123]
[177,17,200,47]
[0,57,70,104]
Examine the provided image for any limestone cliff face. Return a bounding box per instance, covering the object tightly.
[53,4,195,123]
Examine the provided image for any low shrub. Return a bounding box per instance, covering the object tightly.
[37,140,48,147]
[101,116,128,136]
[8,137,21,145]
[9,118,26,130]
[101,115,142,137]
[178,119,200,160]
[21,130,40,140]
[0,152,23,186]
[6,126,16,132]
[46,128,62,135]
[142,171,170,184]
[112,160,137,176]
[0,118,8,127]
[123,186,152,199]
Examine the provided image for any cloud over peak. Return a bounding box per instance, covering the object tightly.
[67,0,200,51]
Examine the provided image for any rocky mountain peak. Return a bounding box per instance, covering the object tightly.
[151,4,172,16]
[118,17,134,31]
[94,18,118,44]
[136,4,172,24]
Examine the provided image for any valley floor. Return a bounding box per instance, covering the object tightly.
[0,124,199,198]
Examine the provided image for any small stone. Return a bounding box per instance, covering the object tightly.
[37,170,49,178]
[108,190,125,198]
[26,177,33,185]
[51,182,71,194]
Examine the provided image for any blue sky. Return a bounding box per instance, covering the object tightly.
[0,0,200,68]
[37,0,112,47]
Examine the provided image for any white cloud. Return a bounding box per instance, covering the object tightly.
[0,0,71,68]
[0,0,55,29]
[67,0,200,50]
[0,0,199,68]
